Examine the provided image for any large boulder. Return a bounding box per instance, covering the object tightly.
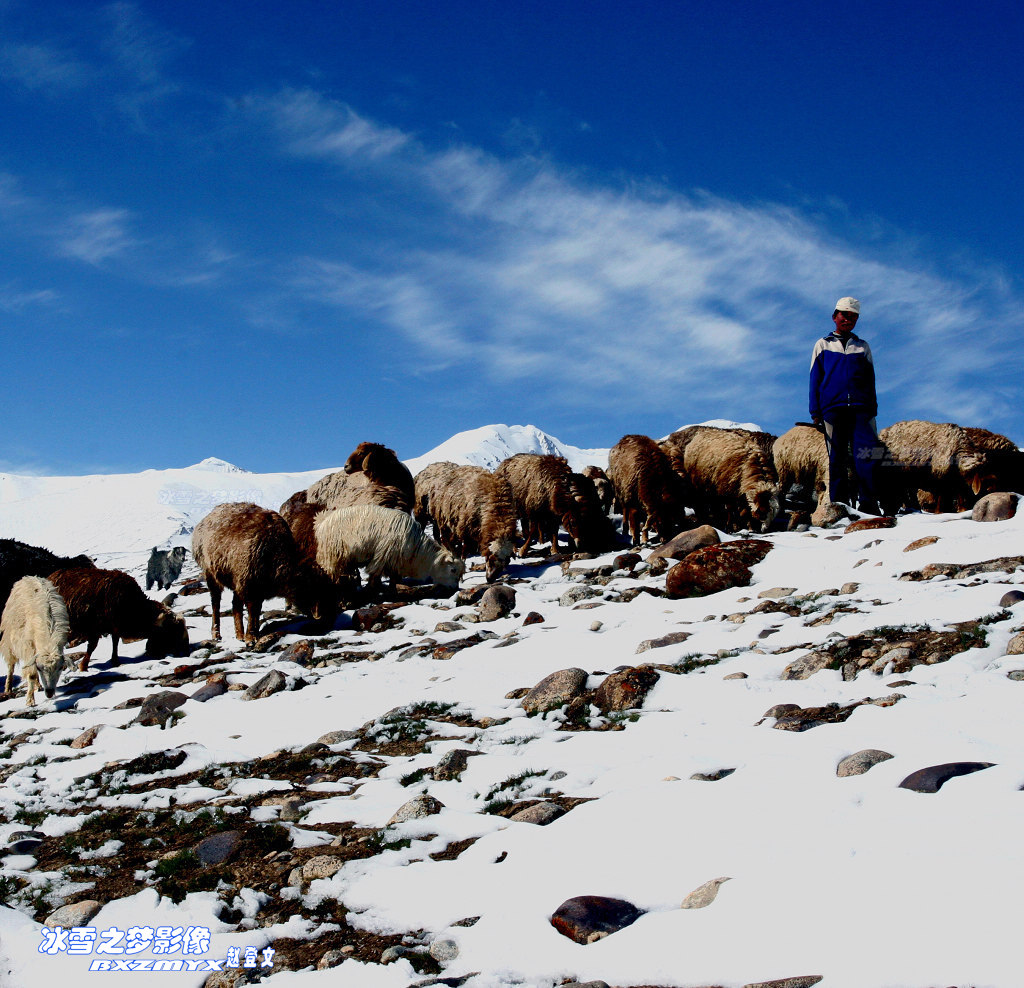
[665,539,773,599]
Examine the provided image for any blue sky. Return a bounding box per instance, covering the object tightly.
[2,0,1023,474]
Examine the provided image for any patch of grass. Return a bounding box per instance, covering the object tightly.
[872,623,930,639]
[480,769,547,812]
[672,653,722,674]
[13,807,46,827]
[154,849,199,879]
[958,625,989,649]
[399,767,430,788]
[365,829,412,853]
[0,875,20,904]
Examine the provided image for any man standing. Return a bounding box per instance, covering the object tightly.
[809,296,880,513]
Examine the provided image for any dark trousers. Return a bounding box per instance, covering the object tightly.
[823,408,879,509]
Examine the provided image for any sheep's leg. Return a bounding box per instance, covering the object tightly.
[232,594,246,640]
[109,636,120,667]
[25,671,35,707]
[245,600,261,642]
[208,583,222,640]
[79,637,99,672]
[4,659,13,696]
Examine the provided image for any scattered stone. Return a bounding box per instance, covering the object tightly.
[780,651,831,680]
[134,690,188,728]
[904,536,939,552]
[559,585,600,607]
[190,675,228,703]
[592,665,660,713]
[44,900,103,928]
[549,895,645,945]
[690,768,735,782]
[973,492,1017,522]
[839,582,859,594]
[522,611,545,626]
[317,729,360,744]
[243,670,288,700]
[743,978,823,988]
[613,552,643,572]
[772,695,904,732]
[646,525,720,563]
[432,748,478,781]
[279,639,315,666]
[434,621,464,633]
[194,830,241,867]
[757,587,796,599]
[302,855,344,881]
[665,539,773,599]
[317,948,350,970]
[1000,590,1024,608]
[836,749,894,777]
[723,672,748,680]
[70,725,103,749]
[759,703,801,722]
[509,802,564,825]
[478,585,517,622]
[1006,632,1024,655]
[521,668,589,714]
[635,630,691,653]
[388,793,445,824]
[589,621,603,632]
[380,945,410,963]
[899,761,996,793]
[1007,670,1024,681]
[811,500,848,528]
[429,938,459,963]
[845,516,896,533]
[681,876,731,909]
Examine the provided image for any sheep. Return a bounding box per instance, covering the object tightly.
[1,577,70,706]
[607,434,689,545]
[0,538,94,614]
[494,453,616,557]
[582,465,614,514]
[48,567,189,672]
[879,420,1024,512]
[278,492,347,622]
[146,546,187,591]
[772,425,830,508]
[192,502,326,643]
[314,504,465,593]
[305,441,416,514]
[666,425,781,532]
[429,465,518,580]
[413,461,461,530]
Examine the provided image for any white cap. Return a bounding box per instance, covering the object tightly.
[834,297,860,314]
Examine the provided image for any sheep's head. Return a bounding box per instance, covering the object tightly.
[747,488,780,533]
[484,538,514,582]
[36,648,67,700]
[433,551,466,590]
[145,607,190,658]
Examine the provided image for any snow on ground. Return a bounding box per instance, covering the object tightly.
[2,427,1024,987]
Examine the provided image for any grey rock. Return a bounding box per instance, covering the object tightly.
[899,761,995,792]
[318,730,361,744]
[45,899,103,928]
[972,492,1017,522]
[559,585,599,607]
[428,938,459,962]
[635,630,691,653]
[243,669,288,700]
[134,690,188,728]
[681,876,731,909]
[190,679,228,703]
[743,978,823,988]
[550,894,645,944]
[3,838,42,855]
[317,948,352,969]
[388,793,445,825]
[757,586,796,599]
[432,748,477,781]
[647,525,720,562]
[521,667,589,714]
[1006,632,1024,655]
[836,749,894,777]
[380,945,410,963]
[1007,670,1024,681]
[302,855,344,881]
[780,652,831,679]
[690,768,735,782]
[478,585,516,622]
[508,802,564,825]
[70,725,103,749]
[1000,590,1024,608]
[194,830,241,866]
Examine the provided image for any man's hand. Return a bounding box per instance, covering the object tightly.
[812,416,824,433]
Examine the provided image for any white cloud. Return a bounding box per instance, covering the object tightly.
[0,42,90,91]
[57,208,135,265]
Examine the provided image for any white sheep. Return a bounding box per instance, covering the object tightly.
[314,504,465,592]
[1,576,71,707]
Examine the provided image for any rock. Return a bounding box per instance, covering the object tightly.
[635,630,691,653]
[549,895,645,945]
[612,552,643,572]
[190,677,228,703]
[432,748,478,781]
[973,492,1017,522]
[243,670,288,700]
[521,668,589,714]
[1007,670,1024,681]
[1005,632,1024,655]
[194,830,241,866]
[429,938,459,963]
[743,978,823,988]
[134,690,188,728]
[45,899,103,928]
[380,945,410,963]
[723,671,748,680]
[681,876,731,909]
[757,587,796,599]
[388,793,445,824]
[844,516,896,533]
[559,585,599,607]
[899,761,995,792]
[478,585,516,622]
[999,590,1024,608]
[759,703,801,722]
[302,855,344,881]
[317,948,351,969]
[665,539,773,599]
[202,970,262,987]
[522,611,545,626]
[509,802,564,825]
[904,536,939,552]
[647,525,720,562]
[279,639,315,666]
[811,500,848,527]
[592,666,660,713]
[690,768,735,782]
[70,725,103,749]
[780,651,831,680]
[317,729,361,744]
[836,749,894,777]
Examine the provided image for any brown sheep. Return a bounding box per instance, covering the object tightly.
[607,434,688,545]
[192,502,323,643]
[669,426,781,532]
[306,467,412,514]
[48,567,189,672]
[880,420,1024,512]
[412,461,461,530]
[429,465,518,580]
[314,505,464,592]
[582,465,614,514]
[0,538,94,615]
[278,492,347,623]
[495,453,616,557]
[340,441,416,511]
[772,425,829,507]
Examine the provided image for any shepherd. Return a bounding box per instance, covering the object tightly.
[809,296,881,514]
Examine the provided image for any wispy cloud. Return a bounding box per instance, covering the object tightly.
[0,283,58,312]
[0,42,91,92]
[57,208,136,265]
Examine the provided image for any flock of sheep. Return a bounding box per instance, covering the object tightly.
[1,420,1021,711]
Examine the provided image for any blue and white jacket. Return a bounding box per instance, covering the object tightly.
[809,331,877,419]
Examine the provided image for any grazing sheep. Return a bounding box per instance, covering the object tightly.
[146,546,187,591]
[308,442,416,514]
[880,420,1024,512]
[1,576,70,706]
[48,567,189,672]
[582,465,615,514]
[314,505,465,592]
[413,461,461,530]
[278,492,347,622]
[607,434,689,545]
[495,453,616,557]
[429,465,518,580]
[668,426,781,532]
[0,539,94,614]
[192,502,322,643]
[773,425,830,507]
